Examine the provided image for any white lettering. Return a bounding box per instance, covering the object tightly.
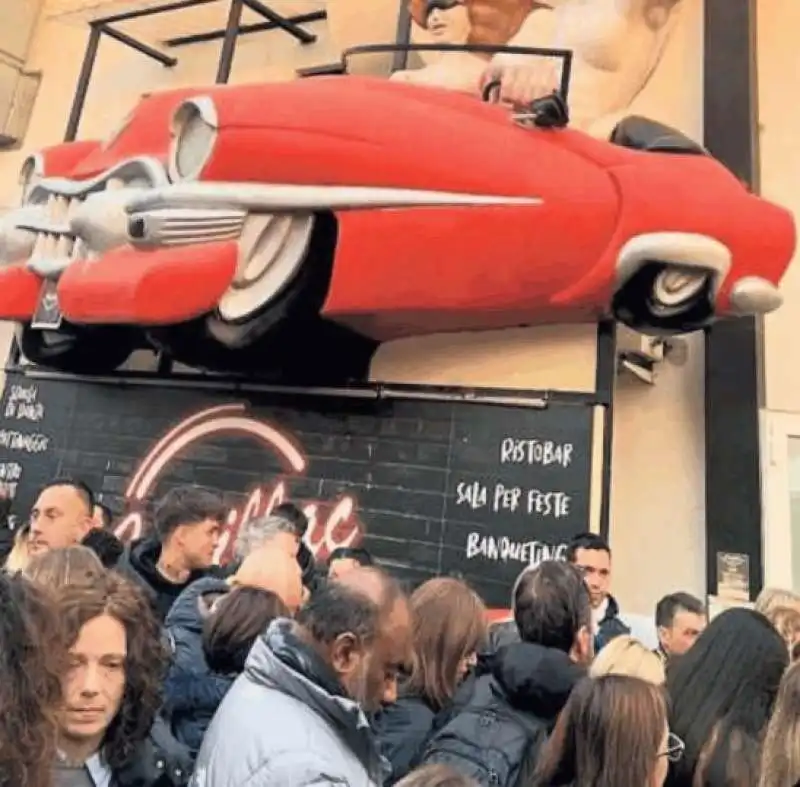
[0,430,49,453]
[526,489,571,518]
[0,462,23,482]
[456,481,488,511]
[499,437,574,468]
[464,533,568,566]
[492,483,522,513]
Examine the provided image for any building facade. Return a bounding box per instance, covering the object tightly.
[0,0,788,618]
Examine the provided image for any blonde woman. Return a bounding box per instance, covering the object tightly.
[5,523,31,574]
[760,661,800,787]
[590,634,666,685]
[755,587,800,617]
[763,605,800,661]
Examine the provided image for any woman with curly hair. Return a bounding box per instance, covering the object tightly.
[0,572,63,787]
[54,570,192,787]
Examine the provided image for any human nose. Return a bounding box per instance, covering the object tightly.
[382,677,399,705]
[76,664,102,697]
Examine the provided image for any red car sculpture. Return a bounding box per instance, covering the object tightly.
[0,75,794,376]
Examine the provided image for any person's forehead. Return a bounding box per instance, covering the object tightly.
[574,547,610,568]
[72,614,128,653]
[673,609,705,629]
[331,557,358,570]
[36,485,84,509]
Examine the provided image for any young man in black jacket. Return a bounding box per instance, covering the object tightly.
[417,561,592,786]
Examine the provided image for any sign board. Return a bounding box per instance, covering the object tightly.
[0,373,594,606]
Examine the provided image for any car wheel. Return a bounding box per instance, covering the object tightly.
[18,323,139,374]
[613,262,715,335]
[147,213,378,383]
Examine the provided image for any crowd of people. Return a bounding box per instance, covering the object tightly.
[2,478,800,787]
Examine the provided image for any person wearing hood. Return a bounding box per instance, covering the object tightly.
[192,567,413,787]
[164,585,289,755]
[417,561,591,786]
[116,486,227,622]
[163,534,305,752]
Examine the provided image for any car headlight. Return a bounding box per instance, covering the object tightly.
[168,96,218,182]
[18,154,44,205]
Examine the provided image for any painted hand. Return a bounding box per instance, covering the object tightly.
[480,56,561,108]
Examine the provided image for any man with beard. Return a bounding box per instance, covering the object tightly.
[192,567,412,787]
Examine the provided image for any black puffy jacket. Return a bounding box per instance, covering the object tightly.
[418,642,585,787]
[374,694,437,785]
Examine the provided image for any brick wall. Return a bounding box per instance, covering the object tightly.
[1,372,593,606]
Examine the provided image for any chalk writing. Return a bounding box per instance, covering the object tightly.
[465,532,568,565]
[3,384,44,423]
[0,462,23,482]
[455,480,571,519]
[0,430,49,453]
[500,437,573,468]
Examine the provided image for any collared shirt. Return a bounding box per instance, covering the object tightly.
[54,751,112,787]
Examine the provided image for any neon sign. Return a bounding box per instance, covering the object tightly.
[113,403,364,562]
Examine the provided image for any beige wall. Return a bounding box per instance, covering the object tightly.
[760,1,800,414]
[0,0,707,614]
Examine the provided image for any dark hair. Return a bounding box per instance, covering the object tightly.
[57,570,168,770]
[666,608,788,787]
[329,546,374,567]
[39,478,94,515]
[565,532,610,562]
[94,502,114,530]
[153,485,227,542]
[81,528,125,568]
[203,587,289,674]
[0,573,64,787]
[532,675,668,787]
[513,561,591,651]
[272,502,309,537]
[395,763,479,787]
[656,592,705,628]
[297,567,402,645]
[406,578,487,710]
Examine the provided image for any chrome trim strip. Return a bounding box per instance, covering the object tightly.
[26,156,169,202]
[127,182,542,213]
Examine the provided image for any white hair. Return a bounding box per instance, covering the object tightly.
[234,514,297,561]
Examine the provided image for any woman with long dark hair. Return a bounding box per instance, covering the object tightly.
[666,607,788,787]
[0,572,64,787]
[531,674,679,787]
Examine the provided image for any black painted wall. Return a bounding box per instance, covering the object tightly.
[1,372,594,607]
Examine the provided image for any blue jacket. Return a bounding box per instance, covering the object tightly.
[163,576,233,754]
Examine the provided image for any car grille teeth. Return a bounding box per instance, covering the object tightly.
[29,192,89,265]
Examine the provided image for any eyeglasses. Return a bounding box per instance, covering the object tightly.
[660,732,685,763]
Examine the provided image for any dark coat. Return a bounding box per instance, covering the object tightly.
[162,576,233,754]
[373,694,437,784]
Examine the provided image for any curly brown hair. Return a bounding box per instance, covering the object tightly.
[0,573,64,787]
[57,570,168,770]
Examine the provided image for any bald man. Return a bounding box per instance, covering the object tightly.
[231,546,305,613]
[193,567,412,787]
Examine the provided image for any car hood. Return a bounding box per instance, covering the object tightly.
[196,76,593,199]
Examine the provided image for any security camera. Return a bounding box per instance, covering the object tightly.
[618,354,656,385]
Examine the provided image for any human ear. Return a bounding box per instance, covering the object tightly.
[329,632,363,677]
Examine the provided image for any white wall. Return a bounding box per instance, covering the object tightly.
[0,0,708,615]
